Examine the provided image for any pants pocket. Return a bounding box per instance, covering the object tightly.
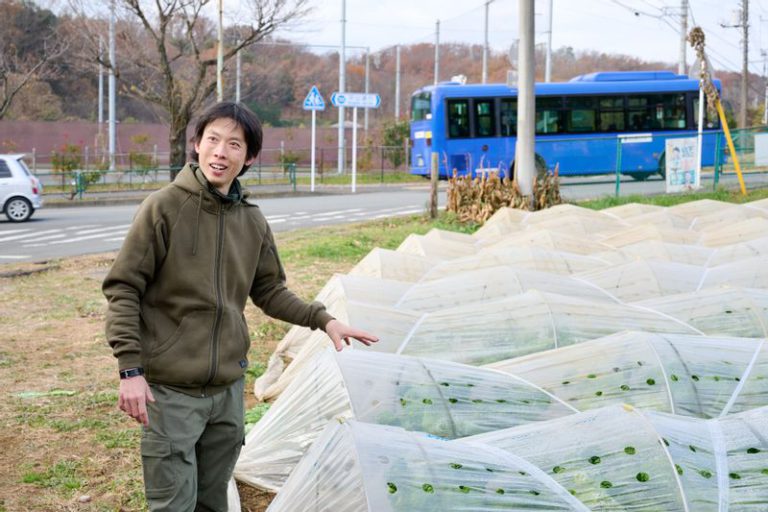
[141,435,176,499]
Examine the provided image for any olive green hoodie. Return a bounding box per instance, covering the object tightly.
[103,163,333,396]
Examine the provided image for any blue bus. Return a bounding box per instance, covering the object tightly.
[409,71,722,180]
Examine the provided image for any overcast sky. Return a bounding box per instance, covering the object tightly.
[257,0,767,78]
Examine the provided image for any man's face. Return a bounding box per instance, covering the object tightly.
[194,117,254,194]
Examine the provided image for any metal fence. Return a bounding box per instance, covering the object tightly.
[30,144,412,197]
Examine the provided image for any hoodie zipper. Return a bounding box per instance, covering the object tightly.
[203,202,226,396]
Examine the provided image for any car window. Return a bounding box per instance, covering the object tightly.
[16,158,31,176]
[0,160,12,179]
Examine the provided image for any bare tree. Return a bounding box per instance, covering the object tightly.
[0,1,68,119]
[71,0,310,178]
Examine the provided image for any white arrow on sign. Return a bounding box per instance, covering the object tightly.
[303,85,325,111]
[330,92,381,109]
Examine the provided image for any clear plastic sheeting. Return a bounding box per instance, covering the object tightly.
[470,404,768,511]
[620,210,694,231]
[667,199,743,221]
[599,224,702,248]
[482,228,612,255]
[594,240,714,267]
[237,349,576,492]
[575,260,706,302]
[638,288,768,338]
[644,406,768,511]
[602,202,665,219]
[396,232,478,260]
[707,236,768,267]
[349,248,435,282]
[488,332,768,418]
[266,420,591,512]
[698,217,768,247]
[395,266,616,312]
[469,405,690,511]
[700,256,768,290]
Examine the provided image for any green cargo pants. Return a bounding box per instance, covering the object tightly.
[141,378,245,512]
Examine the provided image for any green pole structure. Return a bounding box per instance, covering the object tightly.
[713,132,722,189]
[614,138,622,198]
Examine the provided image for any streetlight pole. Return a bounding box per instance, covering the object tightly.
[482,1,493,83]
[338,0,347,175]
[217,0,223,102]
[545,0,553,82]
[395,45,401,118]
[434,20,440,86]
[108,0,116,172]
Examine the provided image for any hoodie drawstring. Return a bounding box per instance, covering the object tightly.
[193,190,202,256]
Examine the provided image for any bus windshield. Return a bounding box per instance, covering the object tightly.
[411,92,432,121]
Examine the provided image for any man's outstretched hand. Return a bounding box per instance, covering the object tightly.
[325,319,379,352]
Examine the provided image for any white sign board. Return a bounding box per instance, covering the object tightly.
[330,92,381,109]
[665,137,699,193]
[755,133,768,166]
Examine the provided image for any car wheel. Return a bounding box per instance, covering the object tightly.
[5,197,33,222]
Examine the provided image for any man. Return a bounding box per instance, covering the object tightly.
[103,101,377,511]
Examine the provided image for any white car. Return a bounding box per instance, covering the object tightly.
[0,154,43,222]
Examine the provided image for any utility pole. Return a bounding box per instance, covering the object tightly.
[762,49,767,124]
[678,0,688,75]
[434,20,440,86]
[338,0,346,175]
[545,0,553,82]
[741,0,749,128]
[235,46,241,103]
[483,1,493,83]
[364,48,370,133]
[516,0,536,198]
[98,37,104,132]
[395,45,401,118]
[216,0,223,102]
[108,0,116,172]
[721,0,750,128]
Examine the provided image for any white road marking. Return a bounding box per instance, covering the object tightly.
[0,254,29,259]
[0,229,61,243]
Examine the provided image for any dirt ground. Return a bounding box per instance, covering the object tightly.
[0,251,337,511]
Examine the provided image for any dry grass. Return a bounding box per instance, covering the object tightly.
[0,214,452,512]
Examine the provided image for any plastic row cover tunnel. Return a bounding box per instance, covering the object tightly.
[266,420,590,512]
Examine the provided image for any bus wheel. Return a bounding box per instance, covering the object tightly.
[510,154,548,180]
[657,153,666,179]
[627,172,651,181]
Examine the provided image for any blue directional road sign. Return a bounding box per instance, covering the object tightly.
[330,92,381,109]
[303,86,326,111]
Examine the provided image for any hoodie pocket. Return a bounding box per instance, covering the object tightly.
[147,311,214,385]
[211,309,251,386]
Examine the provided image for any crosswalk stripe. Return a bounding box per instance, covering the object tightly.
[50,230,129,245]
[0,229,61,243]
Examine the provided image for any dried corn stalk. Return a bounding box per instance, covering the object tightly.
[446,164,562,224]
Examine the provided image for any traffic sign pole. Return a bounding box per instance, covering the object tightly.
[311,109,316,192]
[352,107,358,193]
[302,85,326,193]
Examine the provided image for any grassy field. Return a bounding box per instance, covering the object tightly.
[1,186,766,511]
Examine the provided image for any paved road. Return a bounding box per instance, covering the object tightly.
[0,186,443,263]
[2,171,765,264]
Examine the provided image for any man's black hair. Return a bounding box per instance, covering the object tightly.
[189,102,263,176]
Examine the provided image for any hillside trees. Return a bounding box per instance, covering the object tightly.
[0,0,68,119]
[70,0,311,178]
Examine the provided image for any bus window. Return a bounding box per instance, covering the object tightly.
[500,98,517,136]
[692,95,720,129]
[447,99,470,138]
[565,96,597,133]
[657,93,687,129]
[628,95,651,131]
[598,96,625,132]
[536,96,562,134]
[475,99,496,137]
[411,92,432,121]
